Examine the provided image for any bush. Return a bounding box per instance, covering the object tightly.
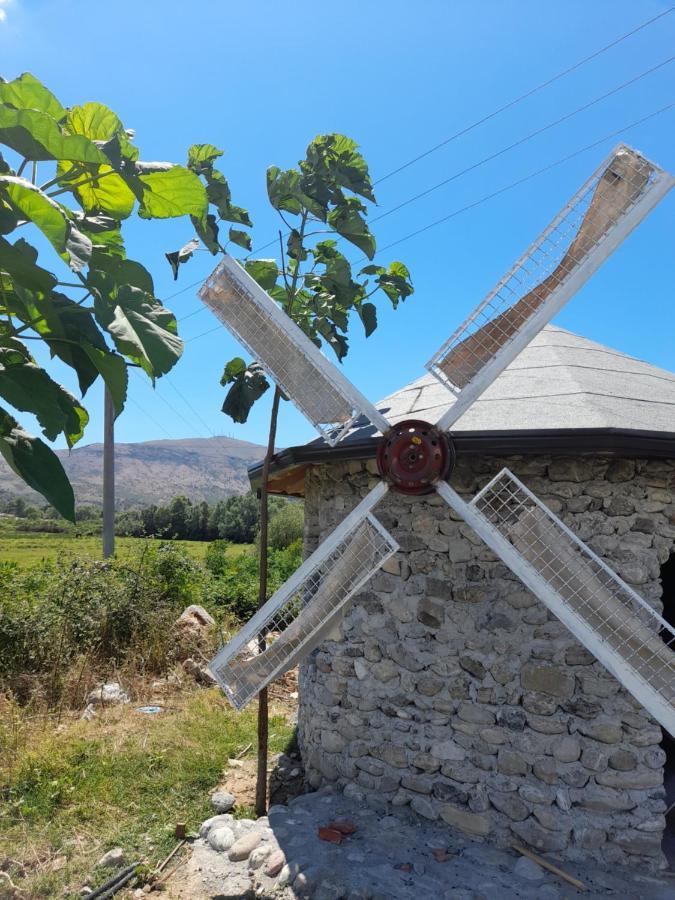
[204,539,231,576]
[0,542,209,706]
[268,503,304,550]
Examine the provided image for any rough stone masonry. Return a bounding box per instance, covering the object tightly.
[297,454,675,871]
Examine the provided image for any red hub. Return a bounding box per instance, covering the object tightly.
[376,419,453,495]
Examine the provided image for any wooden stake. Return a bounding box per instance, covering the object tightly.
[102,387,115,559]
[512,843,586,891]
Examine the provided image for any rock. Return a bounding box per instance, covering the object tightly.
[497,749,528,776]
[248,844,271,870]
[87,683,129,706]
[521,664,574,698]
[429,739,466,761]
[511,819,570,852]
[533,757,558,785]
[489,792,529,821]
[614,829,663,857]
[513,855,545,881]
[459,655,486,679]
[199,813,233,838]
[228,829,262,861]
[552,736,580,763]
[608,749,637,771]
[208,825,235,852]
[175,604,215,629]
[263,848,286,877]
[457,702,495,725]
[80,703,96,721]
[580,747,608,772]
[411,795,439,819]
[439,803,491,836]
[417,597,445,628]
[96,847,125,868]
[210,790,235,813]
[183,657,216,685]
[595,769,662,789]
[577,722,622,744]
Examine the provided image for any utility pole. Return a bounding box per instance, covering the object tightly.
[102,387,115,558]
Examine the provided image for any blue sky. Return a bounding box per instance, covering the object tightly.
[1,0,674,452]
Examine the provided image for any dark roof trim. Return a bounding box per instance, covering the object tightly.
[248,428,675,491]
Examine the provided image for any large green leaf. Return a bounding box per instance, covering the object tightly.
[94,287,183,378]
[357,301,377,337]
[0,344,88,446]
[327,197,376,259]
[244,259,279,292]
[0,236,57,292]
[0,175,92,270]
[0,406,75,521]
[305,133,376,203]
[88,253,154,297]
[81,344,128,417]
[57,161,136,218]
[10,287,107,395]
[137,166,207,219]
[0,73,66,121]
[0,105,107,163]
[229,228,251,251]
[221,359,269,424]
[187,143,223,174]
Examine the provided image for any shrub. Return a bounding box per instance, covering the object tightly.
[268,503,304,550]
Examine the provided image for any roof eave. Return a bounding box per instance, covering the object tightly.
[248,428,675,496]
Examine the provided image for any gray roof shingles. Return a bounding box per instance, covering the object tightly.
[367,325,675,436]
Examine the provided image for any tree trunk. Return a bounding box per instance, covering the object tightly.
[255,386,282,817]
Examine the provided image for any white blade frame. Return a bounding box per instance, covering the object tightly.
[429,145,675,432]
[436,471,675,737]
[199,255,390,445]
[209,481,397,709]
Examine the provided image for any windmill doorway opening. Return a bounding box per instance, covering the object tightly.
[660,551,675,869]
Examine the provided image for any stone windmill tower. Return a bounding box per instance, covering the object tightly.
[200,145,675,870]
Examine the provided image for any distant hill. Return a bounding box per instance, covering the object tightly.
[0,436,266,508]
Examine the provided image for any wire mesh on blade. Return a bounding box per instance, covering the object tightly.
[199,257,359,444]
[473,470,675,712]
[428,145,661,394]
[209,514,398,710]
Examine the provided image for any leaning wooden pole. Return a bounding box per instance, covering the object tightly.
[102,387,115,559]
[255,386,282,817]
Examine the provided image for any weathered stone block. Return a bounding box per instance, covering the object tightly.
[521,664,574,698]
[439,804,491,836]
[511,818,570,852]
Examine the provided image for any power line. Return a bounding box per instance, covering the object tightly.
[372,100,675,257]
[245,5,674,257]
[127,396,177,440]
[185,97,675,349]
[373,6,675,185]
[367,55,675,228]
[176,53,674,330]
[162,376,217,437]
[171,9,675,328]
[131,370,212,439]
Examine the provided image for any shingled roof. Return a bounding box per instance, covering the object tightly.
[250,325,675,495]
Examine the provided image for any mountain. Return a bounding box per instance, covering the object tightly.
[0,436,266,508]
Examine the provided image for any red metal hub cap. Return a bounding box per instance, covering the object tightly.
[376,419,453,495]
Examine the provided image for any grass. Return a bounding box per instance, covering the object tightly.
[0,531,253,567]
[0,687,295,897]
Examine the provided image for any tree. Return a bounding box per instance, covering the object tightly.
[198,134,414,814]
[0,73,251,520]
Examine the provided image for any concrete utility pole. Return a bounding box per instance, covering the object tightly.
[102,387,115,558]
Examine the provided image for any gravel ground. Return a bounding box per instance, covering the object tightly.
[174,785,675,899]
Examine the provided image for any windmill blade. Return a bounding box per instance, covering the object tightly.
[436,471,675,737]
[209,482,397,710]
[429,145,674,432]
[199,255,390,444]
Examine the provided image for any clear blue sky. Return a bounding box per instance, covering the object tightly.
[1,0,674,451]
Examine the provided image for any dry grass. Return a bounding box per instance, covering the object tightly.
[0,682,295,898]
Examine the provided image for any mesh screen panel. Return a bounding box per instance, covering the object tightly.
[428,146,659,393]
[473,471,675,713]
[199,258,357,443]
[210,515,397,710]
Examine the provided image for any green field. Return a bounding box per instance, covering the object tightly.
[0,530,253,567]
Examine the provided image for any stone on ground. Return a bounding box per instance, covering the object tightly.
[209,790,235,813]
[96,847,125,868]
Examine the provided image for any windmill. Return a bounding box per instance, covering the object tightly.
[199,144,675,739]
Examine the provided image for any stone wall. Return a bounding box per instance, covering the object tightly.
[297,455,675,870]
